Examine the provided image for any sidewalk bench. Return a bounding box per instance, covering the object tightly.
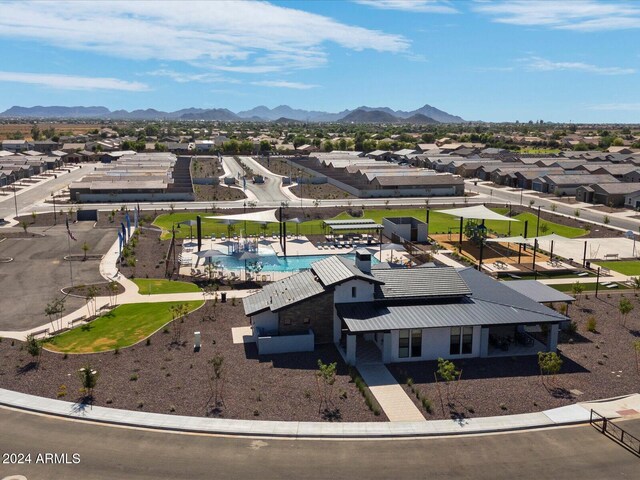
[31,328,49,339]
[603,253,619,260]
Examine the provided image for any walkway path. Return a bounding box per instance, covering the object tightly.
[357,363,426,422]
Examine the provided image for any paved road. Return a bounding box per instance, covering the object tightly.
[235,156,291,203]
[0,408,638,480]
[465,180,640,234]
[0,165,94,220]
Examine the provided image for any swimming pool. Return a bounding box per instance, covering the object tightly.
[215,253,379,272]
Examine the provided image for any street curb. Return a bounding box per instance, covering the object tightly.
[0,388,597,439]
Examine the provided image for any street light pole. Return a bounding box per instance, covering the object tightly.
[52,192,57,224]
[13,183,18,218]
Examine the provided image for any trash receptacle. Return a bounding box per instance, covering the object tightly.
[221,292,227,303]
[586,261,591,269]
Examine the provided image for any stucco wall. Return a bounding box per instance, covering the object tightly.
[389,326,482,363]
[333,279,374,304]
[257,330,314,355]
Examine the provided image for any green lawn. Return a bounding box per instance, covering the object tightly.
[132,278,201,295]
[153,207,587,240]
[45,301,203,353]
[597,260,640,276]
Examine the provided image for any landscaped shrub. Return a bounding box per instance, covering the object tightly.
[587,317,597,333]
[349,367,381,416]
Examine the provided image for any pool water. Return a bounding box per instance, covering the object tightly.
[216,253,379,272]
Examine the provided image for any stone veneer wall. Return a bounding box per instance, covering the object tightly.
[278,290,334,344]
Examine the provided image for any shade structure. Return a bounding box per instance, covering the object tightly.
[236,251,261,261]
[194,248,226,267]
[379,242,405,263]
[437,205,520,222]
[178,220,198,226]
[206,208,279,223]
[485,235,531,245]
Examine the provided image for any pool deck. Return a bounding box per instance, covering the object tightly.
[180,236,411,280]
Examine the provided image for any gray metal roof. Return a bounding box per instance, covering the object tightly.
[371,266,470,299]
[337,297,566,332]
[323,219,378,226]
[457,267,567,318]
[502,280,575,304]
[311,255,382,287]
[243,270,324,315]
[328,223,384,231]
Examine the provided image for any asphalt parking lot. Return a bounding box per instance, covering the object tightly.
[0,222,116,331]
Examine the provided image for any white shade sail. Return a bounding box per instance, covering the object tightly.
[206,208,279,223]
[437,205,519,222]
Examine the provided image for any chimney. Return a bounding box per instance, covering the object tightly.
[355,249,371,274]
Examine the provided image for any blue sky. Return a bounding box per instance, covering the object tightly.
[0,0,638,122]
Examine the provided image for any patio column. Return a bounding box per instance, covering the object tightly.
[546,324,559,352]
[382,332,392,364]
[346,334,357,365]
[480,327,490,357]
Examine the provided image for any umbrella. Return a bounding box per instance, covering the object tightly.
[287,217,303,236]
[178,219,197,239]
[194,249,226,267]
[379,242,405,263]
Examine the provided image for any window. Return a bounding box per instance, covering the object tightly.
[462,326,473,354]
[351,286,357,298]
[449,327,461,355]
[399,330,409,358]
[411,329,422,357]
[399,329,422,358]
[450,326,473,355]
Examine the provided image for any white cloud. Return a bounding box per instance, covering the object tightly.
[0,71,149,91]
[146,69,240,84]
[589,103,640,111]
[523,56,636,75]
[250,81,319,90]
[475,1,640,31]
[0,1,409,74]
[355,0,457,14]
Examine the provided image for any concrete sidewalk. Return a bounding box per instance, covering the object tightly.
[1,388,638,438]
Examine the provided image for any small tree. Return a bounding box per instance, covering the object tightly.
[574,209,580,218]
[316,359,337,412]
[208,354,225,409]
[20,220,28,233]
[44,297,66,332]
[25,334,42,368]
[551,203,557,212]
[85,285,98,317]
[78,365,98,400]
[619,297,634,327]
[539,223,549,235]
[82,241,90,260]
[633,340,640,374]
[538,351,563,386]
[571,281,585,304]
[435,358,462,413]
[108,281,119,306]
[603,215,610,225]
[170,303,189,344]
[631,276,640,295]
[31,211,37,223]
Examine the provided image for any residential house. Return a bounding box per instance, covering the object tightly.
[244,253,565,363]
[1,140,28,153]
[577,182,640,207]
[532,174,617,195]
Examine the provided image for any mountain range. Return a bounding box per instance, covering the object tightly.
[0,104,465,123]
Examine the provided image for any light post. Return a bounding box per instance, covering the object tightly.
[506,202,512,236]
[13,182,18,218]
[520,188,524,206]
[52,192,57,224]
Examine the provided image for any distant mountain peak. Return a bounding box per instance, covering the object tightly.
[0,104,465,122]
